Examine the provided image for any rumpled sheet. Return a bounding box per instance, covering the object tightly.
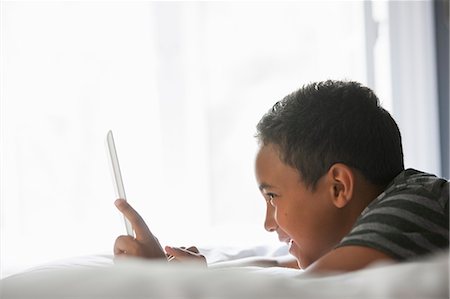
[1,245,448,299]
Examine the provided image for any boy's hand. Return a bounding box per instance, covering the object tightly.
[165,246,207,266]
[114,199,166,260]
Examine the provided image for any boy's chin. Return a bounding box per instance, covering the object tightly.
[297,257,314,270]
[289,242,313,270]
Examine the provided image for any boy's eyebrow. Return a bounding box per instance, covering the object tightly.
[258,183,274,191]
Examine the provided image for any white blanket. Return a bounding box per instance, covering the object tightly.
[1,246,448,299]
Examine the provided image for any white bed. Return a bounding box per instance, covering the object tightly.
[1,245,448,299]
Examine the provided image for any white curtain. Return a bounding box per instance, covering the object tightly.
[370,0,441,176]
[5,1,434,277]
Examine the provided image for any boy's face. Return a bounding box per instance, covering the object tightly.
[255,144,344,269]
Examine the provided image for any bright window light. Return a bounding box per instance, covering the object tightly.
[1,1,367,277]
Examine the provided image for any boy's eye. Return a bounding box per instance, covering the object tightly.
[267,193,276,206]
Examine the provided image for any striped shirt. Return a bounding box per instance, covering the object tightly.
[336,168,449,260]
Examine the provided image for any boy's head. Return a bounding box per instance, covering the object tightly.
[254,80,404,269]
[256,80,404,190]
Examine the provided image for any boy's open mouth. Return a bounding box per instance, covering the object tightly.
[279,236,291,244]
[288,239,296,254]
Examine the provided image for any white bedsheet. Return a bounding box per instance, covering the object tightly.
[1,245,448,299]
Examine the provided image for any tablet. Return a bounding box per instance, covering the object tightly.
[107,130,134,237]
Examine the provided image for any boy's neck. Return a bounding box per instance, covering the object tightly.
[343,174,385,234]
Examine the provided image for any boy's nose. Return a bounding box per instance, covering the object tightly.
[264,204,277,232]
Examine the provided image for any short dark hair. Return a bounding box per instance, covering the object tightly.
[256,80,404,189]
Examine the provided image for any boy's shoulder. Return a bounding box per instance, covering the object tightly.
[337,168,449,261]
[388,168,448,194]
[365,168,449,214]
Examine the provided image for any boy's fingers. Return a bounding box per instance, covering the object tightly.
[165,247,192,259]
[186,246,200,254]
[170,246,199,253]
[114,235,134,255]
[165,246,206,262]
[114,199,153,242]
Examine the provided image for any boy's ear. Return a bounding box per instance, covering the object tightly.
[327,163,354,208]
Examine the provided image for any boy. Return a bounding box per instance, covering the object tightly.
[114,80,449,273]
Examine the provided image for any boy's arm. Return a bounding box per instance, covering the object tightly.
[307,246,394,274]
